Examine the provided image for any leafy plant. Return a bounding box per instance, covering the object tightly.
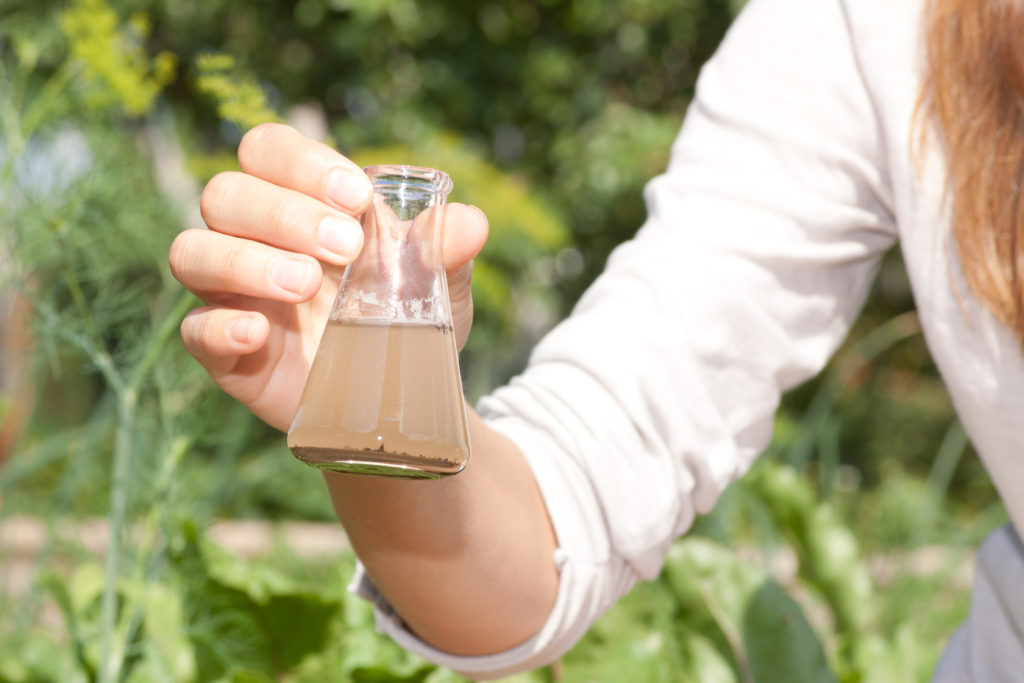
[194,53,280,132]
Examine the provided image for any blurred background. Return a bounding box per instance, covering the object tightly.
[0,0,1008,681]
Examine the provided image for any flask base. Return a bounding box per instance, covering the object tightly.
[291,445,466,479]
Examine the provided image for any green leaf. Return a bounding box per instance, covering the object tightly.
[663,539,835,683]
[171,522,339,679]
[741,582,836,683]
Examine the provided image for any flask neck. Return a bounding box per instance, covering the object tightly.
[330,165,454,324]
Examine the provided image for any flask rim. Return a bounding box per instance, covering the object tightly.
[363,164,453,196]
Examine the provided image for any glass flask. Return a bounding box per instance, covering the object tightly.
[287,165,470,478]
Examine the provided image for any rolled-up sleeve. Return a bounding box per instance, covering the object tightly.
[351,0,898,677]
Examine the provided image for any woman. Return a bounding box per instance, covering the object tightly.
[168,0,1024,678]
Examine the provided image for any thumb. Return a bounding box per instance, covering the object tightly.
[442,203,487,351]
[443,203,489,272]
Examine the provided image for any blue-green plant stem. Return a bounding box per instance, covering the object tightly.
[128,292,195,390]
[117,434,190,676]
[98,290,196,683]
[14,135,195,678]
[98,388,136,683]
[28,290,129,683]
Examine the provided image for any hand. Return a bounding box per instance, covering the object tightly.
[169,123,488,432]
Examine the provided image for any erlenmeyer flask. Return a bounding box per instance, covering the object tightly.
[287,165,470,478]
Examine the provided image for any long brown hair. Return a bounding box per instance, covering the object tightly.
[920,0,1024,343]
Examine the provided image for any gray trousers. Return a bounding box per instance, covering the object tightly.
[932,524,1024,682]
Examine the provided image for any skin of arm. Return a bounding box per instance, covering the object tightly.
[325,409,558,654]
[169,122,558,655]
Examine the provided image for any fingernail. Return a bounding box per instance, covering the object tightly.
[317,215,363,260]
[271,258,314,295]
[325,167,372,210]
[229,317,253,344]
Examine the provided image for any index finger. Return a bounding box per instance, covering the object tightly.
[238,122,373,215]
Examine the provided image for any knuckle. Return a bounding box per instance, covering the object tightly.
[263,195,307,240]
[221,245,249,284]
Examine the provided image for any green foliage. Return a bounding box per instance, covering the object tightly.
[118,0,738,302]
[194,53,280,132]
[174,522,339,680]
[3,521,415,682]
[561,533,836,683]
[0,484,947,683]
[556,458,952,683]
[666,539,835,683]
[60,0,176,116]
[744,465,875,656]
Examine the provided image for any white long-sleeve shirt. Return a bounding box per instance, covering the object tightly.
[353,0,1024,677]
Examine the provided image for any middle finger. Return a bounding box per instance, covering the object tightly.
[170,228,323,304]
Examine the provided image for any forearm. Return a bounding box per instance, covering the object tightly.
[323,408,559,655]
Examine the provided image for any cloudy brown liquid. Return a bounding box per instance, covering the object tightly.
[288,320,470,478]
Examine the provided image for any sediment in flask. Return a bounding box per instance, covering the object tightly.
[287,319,470,478]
